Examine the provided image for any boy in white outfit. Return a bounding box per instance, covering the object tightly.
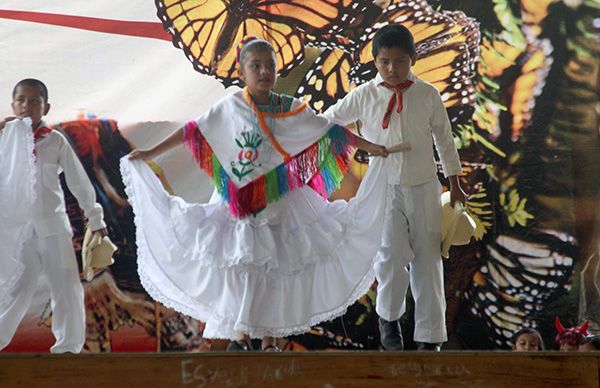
[324,25,466,351]
[0,79,107,353]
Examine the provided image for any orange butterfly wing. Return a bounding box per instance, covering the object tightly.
[509,43,553,140]
[297,48,354,112]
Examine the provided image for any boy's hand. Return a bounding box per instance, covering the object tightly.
[365,143,389,157]
[128,149,154,161]
[448,175,467,207]
[93,228,109,237]
[0,116,17,131]
[387,142,412,153]
[352,134,388,157]
[450,184,467,207]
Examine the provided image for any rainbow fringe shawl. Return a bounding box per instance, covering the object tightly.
[183,121,354,218]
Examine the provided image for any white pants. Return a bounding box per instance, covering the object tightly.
[0,231,85,353]
[374,180,447,343]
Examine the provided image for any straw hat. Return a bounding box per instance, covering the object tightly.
[440,191,475,258]
[82,227,117,281]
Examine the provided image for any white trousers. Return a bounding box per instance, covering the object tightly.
[374,179,447,343]
[0,231,85,353]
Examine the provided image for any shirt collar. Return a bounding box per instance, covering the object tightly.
[34,120,49,130]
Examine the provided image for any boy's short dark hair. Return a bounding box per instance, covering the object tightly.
[13,78,49,103]
[372,24,415,58]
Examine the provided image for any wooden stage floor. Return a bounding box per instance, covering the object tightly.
[1,352,599,387]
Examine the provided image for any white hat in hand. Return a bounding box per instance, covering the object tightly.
[440,191,476,258]
[82,227,117,281]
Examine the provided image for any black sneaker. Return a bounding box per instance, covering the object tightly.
[416,342,442,351]
[378,317,404,350]
[226,340,252,351]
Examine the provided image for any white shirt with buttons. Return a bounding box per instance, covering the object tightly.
[32,125,105,237]
[323,71,462,186]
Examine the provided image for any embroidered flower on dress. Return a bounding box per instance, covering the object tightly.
[232,131,263,180]
[239,147,259,164]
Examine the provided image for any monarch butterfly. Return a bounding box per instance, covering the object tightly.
[465,227,576,347]
[155,0,383,86]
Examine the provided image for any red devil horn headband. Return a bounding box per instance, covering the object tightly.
[555,317,565,333]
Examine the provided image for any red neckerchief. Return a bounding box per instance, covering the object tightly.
[379,80,413,129]
[34,126,52,143]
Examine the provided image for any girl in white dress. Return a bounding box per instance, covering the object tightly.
[121,37,393,351]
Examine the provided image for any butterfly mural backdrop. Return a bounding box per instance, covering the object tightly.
[0,0,598,351]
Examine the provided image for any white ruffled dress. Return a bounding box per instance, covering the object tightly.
[120,90,388,339]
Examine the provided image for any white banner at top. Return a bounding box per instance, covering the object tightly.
[0,1,233,125]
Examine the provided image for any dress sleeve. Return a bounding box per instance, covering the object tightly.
[58,133,106,230]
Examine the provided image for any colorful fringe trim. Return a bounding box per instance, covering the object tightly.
[183,121,355,218]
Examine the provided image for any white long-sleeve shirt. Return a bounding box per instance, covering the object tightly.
[32,127,105,237]
[323,71,462,186]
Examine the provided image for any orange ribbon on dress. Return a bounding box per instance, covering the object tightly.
[379,80,413,129]
[243,88,292,162]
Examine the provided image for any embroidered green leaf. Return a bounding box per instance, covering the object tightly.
[232,166,243,180]
[235,138,243,148]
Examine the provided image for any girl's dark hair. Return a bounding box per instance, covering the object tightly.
[13,78,49,103]
[511,327,545,350]
[579,335,600,350]
[372,24,416,58]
